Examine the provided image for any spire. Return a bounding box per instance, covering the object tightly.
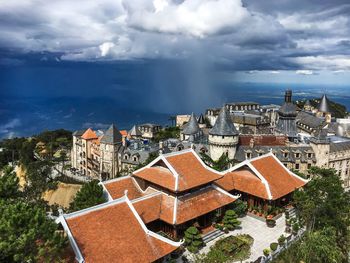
[284,90,292,103]
[129,125,142,136]
[182,113,200,135]
[209,106,238,136]
[198,114,205,124]
[100,124,122,144]
[318,94,330,113]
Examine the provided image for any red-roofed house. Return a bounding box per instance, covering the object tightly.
[215,152,308,210]
[57,196,180,263]
[101,149,238,239]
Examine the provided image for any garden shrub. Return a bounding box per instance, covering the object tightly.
[278,235,286,245]
[223,210,241,230]
[263,248,270,257]
[184,226,203,253]
[270,242,278,251]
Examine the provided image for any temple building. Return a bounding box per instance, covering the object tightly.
[61,149,307,262]
[57,196,180,263]
[101,149,238,239]
[215,152,307,210]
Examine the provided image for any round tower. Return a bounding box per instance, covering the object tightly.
[208,106,239,161]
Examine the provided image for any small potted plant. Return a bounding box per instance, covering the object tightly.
[292,223,299,235]
[270,242,278,252]
[266,218,276,228]
[263,248,270,257]
[278,235,286,246]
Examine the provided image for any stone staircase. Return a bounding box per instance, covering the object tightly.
[285,206,297,218]
[202,229,224,243]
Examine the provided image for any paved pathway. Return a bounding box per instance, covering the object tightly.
[236,214,286,262]
[184,214,286,262]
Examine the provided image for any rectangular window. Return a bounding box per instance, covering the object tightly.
[295,153,300,158]
[295,163,300,170]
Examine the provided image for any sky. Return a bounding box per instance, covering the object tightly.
[1,0,350,137]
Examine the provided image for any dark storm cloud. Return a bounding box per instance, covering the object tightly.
[0,0,350,72]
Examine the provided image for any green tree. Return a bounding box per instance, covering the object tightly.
[184,226,203,253]
[69,180,105,212]
[222,210,241,230]
[0,166,20,199]
[230,200,248,217]
[299,227,342,263]
[0,200,67,262]
[200,152,235,171]
[293,167,349,259]
[23,160,56,202]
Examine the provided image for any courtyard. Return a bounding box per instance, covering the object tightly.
[184,213,286,262]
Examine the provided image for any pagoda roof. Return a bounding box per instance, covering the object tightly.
[216,152,307,200]
[58,196,179,263]
[133,149,223,192]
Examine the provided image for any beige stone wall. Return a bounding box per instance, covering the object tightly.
[209,134,238,161]
[176,115,191,127]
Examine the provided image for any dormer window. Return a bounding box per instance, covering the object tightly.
[124,154,129,160]
[307,153,313,158]
[283,152,288,158]
[133,156,138,162]
[295,153,300,158]
[246,152,251,159]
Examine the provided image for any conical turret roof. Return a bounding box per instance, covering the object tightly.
[129,125,142,136]
[209,106,238,136]
[318,94,330,113]
[182,113,200,135]
[198,114,205,124]
[100,124,122,144]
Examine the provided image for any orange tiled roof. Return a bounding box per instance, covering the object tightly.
[176,186,236,224]
[120,130,128,137]
[81,128,98,140]
[251,155,306,200]
[65,200,177,263]
[103,177,144,200]
[216,169,269,199]
[131,186,235,225]
[216,154,306,200]
[134,166,176,191]
[133,150,223,192]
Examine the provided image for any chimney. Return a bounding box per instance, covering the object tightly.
[285,90,292,103]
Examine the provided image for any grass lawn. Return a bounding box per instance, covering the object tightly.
[195,234,254,263]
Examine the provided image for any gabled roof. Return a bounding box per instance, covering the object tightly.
[133,149,223,192]
[129,125,142,136]
[216,152,307,200]
[58,196,179,263]
[81,128,98,140]
[318,94,330,113]
[209,106,238,136]
[182,113,200,135]
[100,124,122,144]
[106,185,237,226]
